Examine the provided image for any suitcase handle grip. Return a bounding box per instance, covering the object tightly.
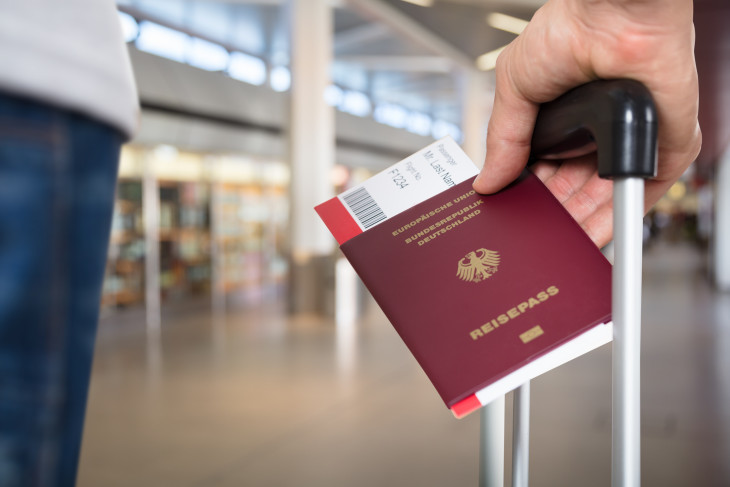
[530,79,658,179]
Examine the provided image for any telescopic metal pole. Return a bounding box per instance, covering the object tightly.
[525,79,656,487]
[512,382,530,487]
[479,396,505,487]
[612,178,644,487]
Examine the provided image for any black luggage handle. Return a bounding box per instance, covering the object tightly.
[530,79,658,179]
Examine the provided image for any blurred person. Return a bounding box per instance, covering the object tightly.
[0,2,138,486]
[474,0,702,248]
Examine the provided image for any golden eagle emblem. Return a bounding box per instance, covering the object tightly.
[457,248,500,283]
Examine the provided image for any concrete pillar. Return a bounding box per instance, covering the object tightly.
[143,154,161,335]
[460,68,491,167]
[715,144,730,291]
[288,0,336,314]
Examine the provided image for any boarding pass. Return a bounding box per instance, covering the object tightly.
[316,137,479,244]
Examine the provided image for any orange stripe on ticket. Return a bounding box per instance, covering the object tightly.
[315,197,363,245]
[451,394,481,419]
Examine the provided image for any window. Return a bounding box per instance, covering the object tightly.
[228,52,267,86]
[324,85,344,107]
[341,91,371,117]
[188,37,229,72]
[118,12,139,43]
[432,120,463,142]
[373,103,409,128]
[269,66,291,92]
[136,21,190,64]
[406,112,432,137]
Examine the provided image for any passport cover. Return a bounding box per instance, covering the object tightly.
[318,171,611,418]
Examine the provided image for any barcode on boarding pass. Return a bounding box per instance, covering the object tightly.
[342,187,387,229]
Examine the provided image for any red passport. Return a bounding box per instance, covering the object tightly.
[316,146,612,419]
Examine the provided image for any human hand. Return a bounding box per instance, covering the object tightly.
[473,0,702,247]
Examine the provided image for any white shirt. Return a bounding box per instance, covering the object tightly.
[0,0,139,138]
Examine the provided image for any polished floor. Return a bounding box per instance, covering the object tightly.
[77,242,730,486]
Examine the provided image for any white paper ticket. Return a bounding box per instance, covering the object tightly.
[337,137,479,232]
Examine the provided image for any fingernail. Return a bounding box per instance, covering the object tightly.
[473,173,487,192]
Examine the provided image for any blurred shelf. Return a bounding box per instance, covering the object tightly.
[104,178,145,309]
[102,147,290,313]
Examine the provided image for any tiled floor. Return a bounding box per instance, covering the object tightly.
[77,242,730,486]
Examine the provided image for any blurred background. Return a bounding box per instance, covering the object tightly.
[79,0,730,485]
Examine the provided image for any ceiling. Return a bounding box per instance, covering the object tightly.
[117,0,542,126]
[117,0,730,171]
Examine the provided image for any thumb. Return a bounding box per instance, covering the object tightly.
[473,59,539,194]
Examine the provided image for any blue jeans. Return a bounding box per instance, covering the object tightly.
[0,92,122,486]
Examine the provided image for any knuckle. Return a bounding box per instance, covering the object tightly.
[570,190,600,216]
[690,124,702,161]
[545,172,574,202]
